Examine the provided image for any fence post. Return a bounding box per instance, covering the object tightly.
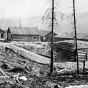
[86,52,87,60]
[83,60,85,75]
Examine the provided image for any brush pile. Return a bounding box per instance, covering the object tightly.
[53,41,75,62]
[16,41,75,62]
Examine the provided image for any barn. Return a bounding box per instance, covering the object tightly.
[7,27,40,42]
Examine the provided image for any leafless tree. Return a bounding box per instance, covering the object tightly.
[42,0,63,31]
[67,0,79,74]
[73,0,79,74]
[42,0,63,75]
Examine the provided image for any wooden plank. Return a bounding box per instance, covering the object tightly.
[78,52,87,60]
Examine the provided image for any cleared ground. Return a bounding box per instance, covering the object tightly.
[0,42,88,88]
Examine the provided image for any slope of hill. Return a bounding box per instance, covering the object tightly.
[58,32,88,39]
[58,12,88,36]
[0,12,88,36]
[0,16,42,30]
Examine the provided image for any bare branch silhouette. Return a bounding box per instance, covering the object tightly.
[42,0,62,31]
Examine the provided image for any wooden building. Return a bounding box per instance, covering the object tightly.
[0,29,5,39]
[39,30,57,42]
[7,27,40,42]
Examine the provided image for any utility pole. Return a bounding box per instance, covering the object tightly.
[73,0,79,74]
[50,0,54,74]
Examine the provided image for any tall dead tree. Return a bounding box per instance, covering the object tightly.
[42,0,63,75]
[73,0,79,74]
[50,0,54,74]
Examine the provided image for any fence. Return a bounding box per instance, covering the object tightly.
[78,52,87,74]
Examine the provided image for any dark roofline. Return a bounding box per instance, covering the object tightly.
[39,30,57,36]
[8,27,40,35]
[0,29,5,33]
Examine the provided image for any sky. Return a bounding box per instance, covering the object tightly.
[0,0,88,18]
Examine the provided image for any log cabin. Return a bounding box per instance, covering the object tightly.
[7,27,40,42]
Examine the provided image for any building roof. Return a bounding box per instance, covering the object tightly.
[39,30,57,36]
[39,30,52,36]
[8,27,40,35]
[0,29,5,34]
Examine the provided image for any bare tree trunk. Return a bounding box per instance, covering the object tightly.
[50,0,54,75]
[73,0,79,74]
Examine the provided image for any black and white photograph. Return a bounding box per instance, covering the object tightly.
[0,0,88,88]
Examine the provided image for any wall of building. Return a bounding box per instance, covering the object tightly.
[4,31,7,39]
[0,33,4,39]
[11,34,40,42]
[42,32,57,42]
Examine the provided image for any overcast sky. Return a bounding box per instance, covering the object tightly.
[0,0,88,18]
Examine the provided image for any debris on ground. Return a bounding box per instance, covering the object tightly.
[0,42,88,88]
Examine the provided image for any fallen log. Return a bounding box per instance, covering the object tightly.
[5,45,50,65]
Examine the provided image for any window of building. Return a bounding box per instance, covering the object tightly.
[32,36,37,40]
[1,34,4,38]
